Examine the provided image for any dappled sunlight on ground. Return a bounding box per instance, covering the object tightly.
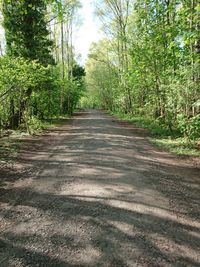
[0,109,200,266]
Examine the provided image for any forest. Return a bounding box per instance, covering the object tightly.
[0,0,200,147]
[0,2,200,266]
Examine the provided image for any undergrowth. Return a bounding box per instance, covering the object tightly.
[111,111,200,157]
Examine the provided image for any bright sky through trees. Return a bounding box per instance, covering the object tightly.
[74,0,101,64]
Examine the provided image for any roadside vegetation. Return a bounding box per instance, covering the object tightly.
[0,0,85,135]
[110,111,200,156]
[82,0,200,157]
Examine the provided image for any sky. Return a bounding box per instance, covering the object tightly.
[74,0,101,65]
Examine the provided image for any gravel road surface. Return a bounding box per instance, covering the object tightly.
[0,109,200,267]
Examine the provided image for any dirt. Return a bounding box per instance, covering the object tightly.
[0,109,200,267]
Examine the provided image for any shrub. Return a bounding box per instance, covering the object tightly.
[177,114,200,140]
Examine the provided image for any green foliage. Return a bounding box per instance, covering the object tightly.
[112,111,200,157]
[111,111,176,137]
[85,0,200,145]
[177,114,200,140]
[79,95,100,109]
[2,0,54,65]
[22,115,52,135]
[177,114,189,137]
[0,56,53,128]
[62,78,85,115]
[189,115,200,140]
[0,56,51,92]
[0,0,85,133]
[0,55,85,131]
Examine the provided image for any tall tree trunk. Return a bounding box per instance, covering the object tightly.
[60,20,65,114]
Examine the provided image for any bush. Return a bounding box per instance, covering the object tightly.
[177,114,200,140]
[188,115,200,140]
[0,56,57,130]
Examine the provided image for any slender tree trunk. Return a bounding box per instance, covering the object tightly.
[60,20,65,113]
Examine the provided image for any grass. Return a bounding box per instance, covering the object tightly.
[111,111,200,157]
[151,137,200,157]
[0,138,20,161]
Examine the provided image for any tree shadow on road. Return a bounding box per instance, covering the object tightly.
[0,110,200,266]
[0,185,200,266]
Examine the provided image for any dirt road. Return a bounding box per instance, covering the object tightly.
[0,109,200,267]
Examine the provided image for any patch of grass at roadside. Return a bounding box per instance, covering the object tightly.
[46,116,70,127]
[111,111,200,157]
[19,118,55,135]
[151,137,200,156]
[111,111,175,136]
[0,116,69,162]
[18,115,70,135]
[0,138,20,161]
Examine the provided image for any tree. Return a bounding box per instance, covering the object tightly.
[2,0,54,65]
[95,0,133,112]
[49,0,81,113]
